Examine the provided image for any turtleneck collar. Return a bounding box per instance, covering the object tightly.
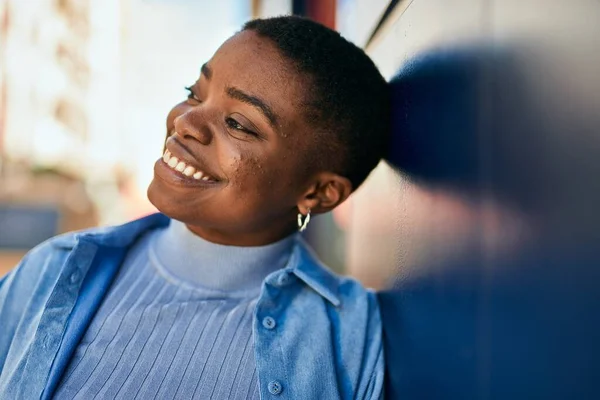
[149,219,297,295]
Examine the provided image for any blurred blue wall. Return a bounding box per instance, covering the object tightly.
[342,1,600,398]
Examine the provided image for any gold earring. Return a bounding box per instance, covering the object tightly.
[297,208,311,232]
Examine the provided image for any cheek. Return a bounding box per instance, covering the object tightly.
[228,152,264,188]
[227,151,283,197]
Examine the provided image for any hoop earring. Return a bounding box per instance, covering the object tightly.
[297,208,311,232]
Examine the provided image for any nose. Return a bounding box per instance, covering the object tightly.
[173,107,214,146]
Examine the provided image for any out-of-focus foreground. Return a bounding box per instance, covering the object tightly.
[356,1,600,398]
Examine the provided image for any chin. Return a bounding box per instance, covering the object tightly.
[147,178,201,226]
[147,179,176,219]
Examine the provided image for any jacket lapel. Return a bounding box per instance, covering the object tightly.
[41,213,170,399]
[41,244,126,400]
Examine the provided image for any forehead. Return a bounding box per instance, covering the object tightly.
[211,30,296,84]
[209,31,310,129]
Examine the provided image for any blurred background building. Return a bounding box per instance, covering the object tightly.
[0,0,256,273]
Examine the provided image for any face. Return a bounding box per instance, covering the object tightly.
[147,31,322,246]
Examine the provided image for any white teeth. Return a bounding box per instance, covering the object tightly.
[167,157,179,168]
[163,151,214,181]
[183,165,195,177]
[175,161,186,172]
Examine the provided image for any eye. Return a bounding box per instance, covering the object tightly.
[226,117,258,137]
[184,86,201,103]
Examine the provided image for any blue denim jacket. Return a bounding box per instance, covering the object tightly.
[0,213,383,399]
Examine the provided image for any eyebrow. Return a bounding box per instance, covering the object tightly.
[201,62,279,130]
[225,86,279,129]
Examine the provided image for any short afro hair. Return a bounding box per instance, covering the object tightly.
[243,15,390,190]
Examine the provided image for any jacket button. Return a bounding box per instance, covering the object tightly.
[69,270,81,285]
[268,380,283,395]
[262,316,276,330]
[277,272,292,286]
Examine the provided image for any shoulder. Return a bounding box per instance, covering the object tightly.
[290,236,382,349]
[333,275,382,351]
[292,237,380,317]
[288,238,384,398]
[331,276,384,398]
[338,275,380,313]
[2,213,169,292]
[7,224,109,275]
[0,229,87,300]
[5,231,79,279]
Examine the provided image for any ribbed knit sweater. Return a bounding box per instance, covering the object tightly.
[54,220,295,399]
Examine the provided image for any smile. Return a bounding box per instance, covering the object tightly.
[162,150,217,182]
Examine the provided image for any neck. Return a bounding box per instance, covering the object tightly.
[185,218,298,247]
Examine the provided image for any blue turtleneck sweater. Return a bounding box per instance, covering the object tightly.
[55,220,295,399]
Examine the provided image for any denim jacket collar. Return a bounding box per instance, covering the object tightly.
[287,237,341,306]
[51,213,171,250]
[51,213,341,306]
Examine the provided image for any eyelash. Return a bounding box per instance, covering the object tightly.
[184,86,201,102]
[185,85,258,138]
[226,117,258,137]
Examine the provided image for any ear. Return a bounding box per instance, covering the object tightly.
[297,172,353,215]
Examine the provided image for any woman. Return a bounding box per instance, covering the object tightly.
[0,16,389,399]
